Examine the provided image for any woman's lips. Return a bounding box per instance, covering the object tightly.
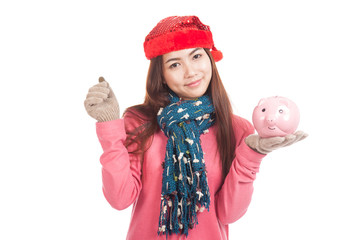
[186,79,201,87]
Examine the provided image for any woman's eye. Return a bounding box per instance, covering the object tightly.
[170,63,180,69]
[262,108,266,112]
[193,54,202,59]
[279,109,283,113]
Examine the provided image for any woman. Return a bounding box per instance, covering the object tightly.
[84,16,306,240]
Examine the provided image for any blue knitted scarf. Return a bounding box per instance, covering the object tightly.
[157,91,215,237]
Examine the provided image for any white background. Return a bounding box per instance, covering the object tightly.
[1,0,359,239]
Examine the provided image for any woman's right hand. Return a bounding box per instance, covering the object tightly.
[84,77,120,122]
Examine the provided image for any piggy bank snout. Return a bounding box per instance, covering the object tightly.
[265,114,277,126]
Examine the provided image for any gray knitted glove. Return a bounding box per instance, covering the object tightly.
[245,131,308,154]
[84,77,120,122]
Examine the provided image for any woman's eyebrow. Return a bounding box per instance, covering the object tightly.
[165,57,180,64]
[164,48,202,64]
[189,48,201,56]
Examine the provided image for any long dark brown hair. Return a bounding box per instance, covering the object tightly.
[123,49,236,181]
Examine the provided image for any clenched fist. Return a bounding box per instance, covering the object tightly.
[84,77,120,122]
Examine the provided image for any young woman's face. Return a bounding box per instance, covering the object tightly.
[162,48,212,100]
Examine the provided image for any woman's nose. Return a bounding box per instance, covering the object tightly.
[184,63,196,78]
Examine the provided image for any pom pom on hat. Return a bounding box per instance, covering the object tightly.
[144,16,223,62]
[211,47,223,62]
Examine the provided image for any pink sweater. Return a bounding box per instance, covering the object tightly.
[96,114,265,240]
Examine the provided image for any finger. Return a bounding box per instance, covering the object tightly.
[282,134,297,147]
[298,133,308,141]
[261,136,285,148]
[108,86,116,99]
[86,91,108,100]
[294,131,309,142]
[295,130,308,138]
[282,131,308,147]
[84,97,103,107]
[88,85,110,95]
[260,136,285,151]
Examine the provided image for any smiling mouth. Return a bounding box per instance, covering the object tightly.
[186,79,201,87]
[268,127,276,130]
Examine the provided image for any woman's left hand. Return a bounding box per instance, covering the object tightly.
[245,131,308,155]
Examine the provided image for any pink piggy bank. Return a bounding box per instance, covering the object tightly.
[252,96,300,138]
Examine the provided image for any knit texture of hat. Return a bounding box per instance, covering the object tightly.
[144,16,223,61]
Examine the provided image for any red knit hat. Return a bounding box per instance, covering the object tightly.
[144,16,223,62]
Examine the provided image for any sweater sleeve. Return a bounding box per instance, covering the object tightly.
[96,116,142,210]
[215,117,265,225]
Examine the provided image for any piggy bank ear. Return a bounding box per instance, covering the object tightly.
[257,98,266,106]
[278,97,289,107]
